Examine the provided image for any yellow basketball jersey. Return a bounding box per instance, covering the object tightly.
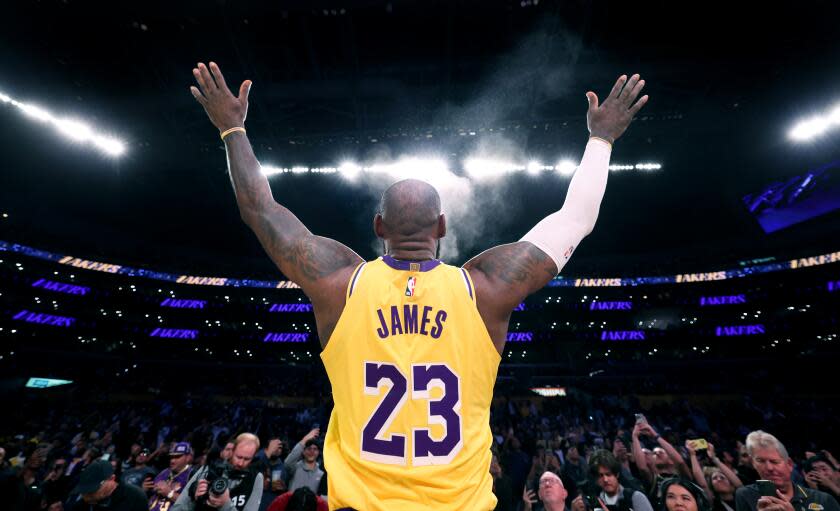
[321,255,501,510]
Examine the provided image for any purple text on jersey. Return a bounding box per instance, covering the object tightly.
[375,305,447,339]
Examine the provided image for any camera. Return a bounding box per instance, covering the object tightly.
[191,461,246,507]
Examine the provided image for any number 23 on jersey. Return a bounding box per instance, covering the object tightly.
[361,361,463,466]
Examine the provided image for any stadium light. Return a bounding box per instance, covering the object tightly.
[789,102,840,142]
[258,158,661,179]
[465,158,525,180]
[556,160,577,176]
[0,89,127,156]
[338,161,362,180]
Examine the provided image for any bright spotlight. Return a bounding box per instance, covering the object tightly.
[556,160,577,176]
[56,119,94,142]
[92,136,126,156]
[464,158,522,180]
[789,100,840,142]
[19,103,54,123]
[790,117,830,141]
[338,162,362,180]
[0,89,127,157]
[527,161,543,176]
[261,165,284,176]
[830,105,840,125]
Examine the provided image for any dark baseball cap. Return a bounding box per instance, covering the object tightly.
[72,460,114,494]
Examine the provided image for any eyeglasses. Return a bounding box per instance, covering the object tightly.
[539,478,561,488]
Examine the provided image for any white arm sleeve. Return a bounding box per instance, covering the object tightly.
[520,138,612,274]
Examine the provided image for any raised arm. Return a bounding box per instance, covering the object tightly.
[190,62,362,346]
[463,74,648,354]
[686,441,714,501]
[632,423,655,485]
[708,443,744,489]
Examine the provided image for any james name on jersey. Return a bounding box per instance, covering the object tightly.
[375,304,448,339]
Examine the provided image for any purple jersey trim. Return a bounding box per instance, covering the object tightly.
[348,263,366,297]
[381,255,442,272]
[460,268,473,299]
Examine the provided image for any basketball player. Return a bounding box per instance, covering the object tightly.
[191,61,647,510]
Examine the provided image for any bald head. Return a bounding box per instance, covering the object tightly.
[378,179,441,236]
[375,179,446,260]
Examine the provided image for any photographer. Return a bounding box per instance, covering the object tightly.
[173,434,263,511]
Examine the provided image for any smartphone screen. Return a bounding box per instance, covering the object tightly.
[757,480,776,497]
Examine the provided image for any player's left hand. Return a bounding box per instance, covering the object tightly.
[586,73,648,144]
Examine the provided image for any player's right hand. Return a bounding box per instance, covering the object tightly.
[190,62,251,133]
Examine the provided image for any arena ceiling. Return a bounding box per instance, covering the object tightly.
[2,0,839,277]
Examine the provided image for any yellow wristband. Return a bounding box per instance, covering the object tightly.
[220,127,246,140]
[589,135,613,149]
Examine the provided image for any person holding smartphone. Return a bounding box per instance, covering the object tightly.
[523,471,570,511]
[734,431,840,511]
[284,429,324,495]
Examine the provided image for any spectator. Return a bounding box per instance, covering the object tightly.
[121,447,156,492]
[221,442,235,463]
[803,453,840,500]
[490,454,514,511]
[41,457,71,509]
[149,442,194,511]
[173,433,263,511]
[283,430,323,494]
[734,431,840,511]
[266,487,328,511]
[685,442,742,511]
[563,445,589,490]
[67,460,147,511]
[524,471,569,511]
[735,443,759,486]
[662,478,710,511]
[572,450,654,511]
[633,421,689,506]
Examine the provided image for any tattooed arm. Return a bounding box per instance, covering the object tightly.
[190,62,362,347]
[463,243,557,354]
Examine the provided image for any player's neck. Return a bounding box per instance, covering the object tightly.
[387,248,436,261]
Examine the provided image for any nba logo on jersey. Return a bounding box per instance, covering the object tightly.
[563,245,575,260]
[405,276,417,296]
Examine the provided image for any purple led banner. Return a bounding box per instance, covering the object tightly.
[506,332,533,342]
[268,303,314,313]
[590,301,632,311]
[715,324,765,336]
[829,280,839,292]
[601,330,645,341]
[699,294,746,306]
[31,278,90,296]
[263,333,310,343]
[160,298,206,309]
[12,310,75,327]
[149,328,199,339]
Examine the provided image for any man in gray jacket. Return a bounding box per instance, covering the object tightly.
[284,428,324,494]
